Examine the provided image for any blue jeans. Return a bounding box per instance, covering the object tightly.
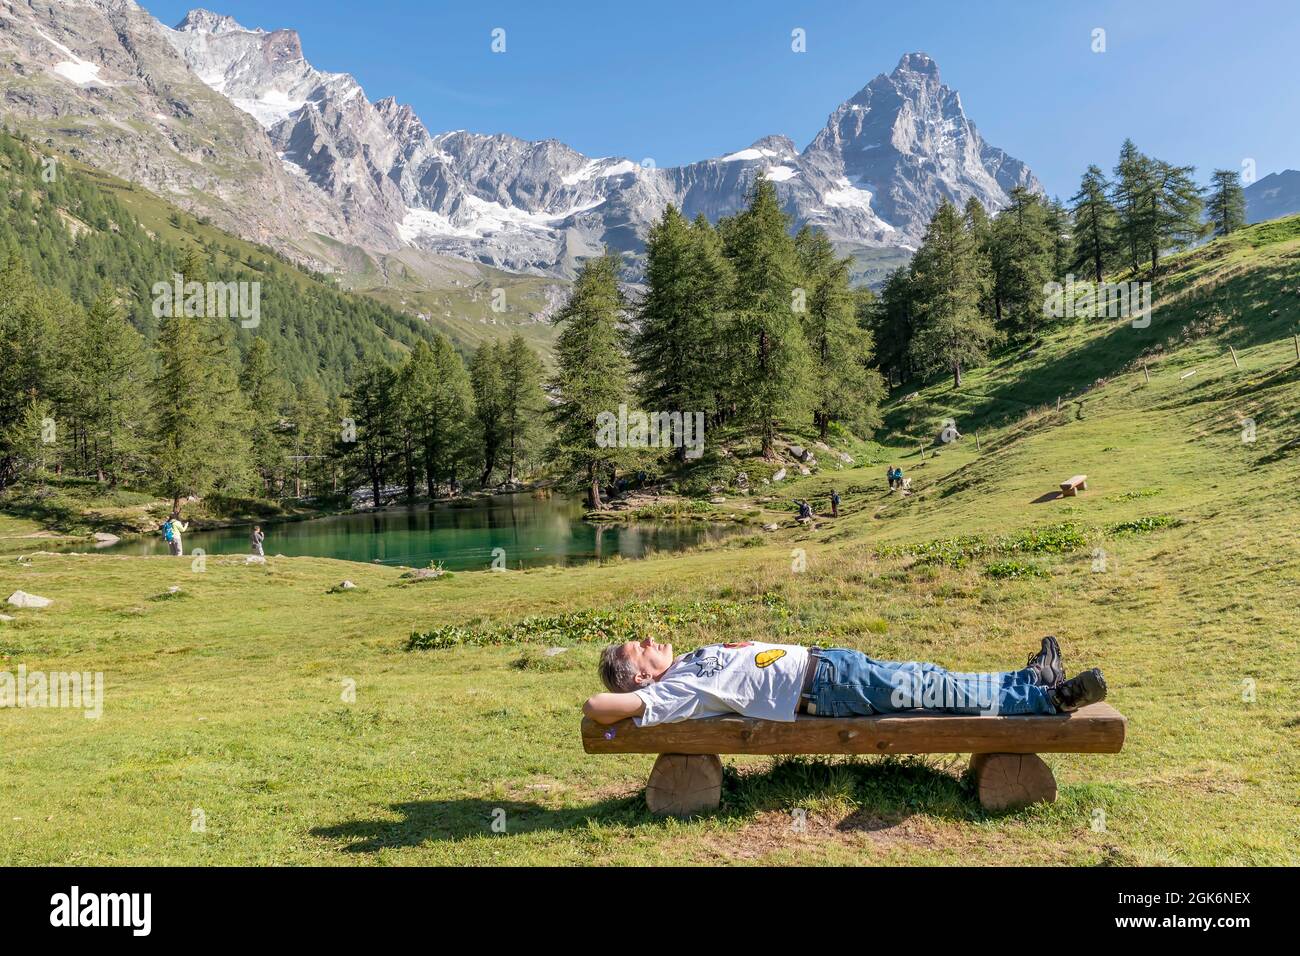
[807,648,1056,717]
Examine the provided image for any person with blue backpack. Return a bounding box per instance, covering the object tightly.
[161,512,189,557]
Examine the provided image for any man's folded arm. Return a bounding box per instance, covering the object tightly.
[582,691,645,724]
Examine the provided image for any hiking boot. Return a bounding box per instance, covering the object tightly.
[1051,668,1107,712]
[1025,635,1064,688]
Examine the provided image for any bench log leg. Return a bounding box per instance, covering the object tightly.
[645,753,723,816]
[969,753,1057,811]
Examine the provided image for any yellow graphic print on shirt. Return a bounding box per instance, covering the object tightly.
[754,648,786,668]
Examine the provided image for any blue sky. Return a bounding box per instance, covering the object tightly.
[142,0,1298,198]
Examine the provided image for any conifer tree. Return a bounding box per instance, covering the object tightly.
[150,248,255,511]
[469,342,506,488]
[990,187,1054,337]
[794,227,883,440]
[75,289,150,485]
[498,333,545,483]
[287,377,332,499]
[1149,160,1205,270]
[1070,165,1119,283]
[151,311,253,512]
[632,206,731,448]
[239,337,288,496]
[1045,197,1072,282]
[428,334,476,494]
[1207,169,1247,237]
[345,360,399,507]
[549,253,634,509]
[1113,140,1157,274]
[0,255,56,489]
[963,197,996,325]
[719,177,811,456]
[869,266,917,388]
[908,200,992,388]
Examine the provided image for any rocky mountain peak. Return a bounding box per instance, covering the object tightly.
[748,134,798,158]
[893,52,940,79]
[175,8,251,35]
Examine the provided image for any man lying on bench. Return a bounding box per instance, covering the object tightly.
[582,637,1106,726]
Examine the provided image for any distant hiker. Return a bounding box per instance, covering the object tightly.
[796,499,813,523]
[164,513,189,557]
[251,525,265,557]
[830,489,841,518]
[886,466,898,490]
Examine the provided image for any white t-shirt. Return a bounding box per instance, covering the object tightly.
[634,641,811,726]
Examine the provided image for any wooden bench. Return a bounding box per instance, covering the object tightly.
[581,703,1126,815]
[1060,474,1088,496]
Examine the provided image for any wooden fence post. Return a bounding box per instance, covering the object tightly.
[1230,346,1240,369]
[1143,364,1150,384]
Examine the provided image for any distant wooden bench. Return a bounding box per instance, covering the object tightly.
[581,703,1126,815]
[1060,474,1088,497]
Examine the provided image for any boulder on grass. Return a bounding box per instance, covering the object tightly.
[6,590,52,609]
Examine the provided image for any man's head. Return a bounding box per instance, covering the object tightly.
[598,639,674,692]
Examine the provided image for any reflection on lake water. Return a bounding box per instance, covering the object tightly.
[94,494,739,571]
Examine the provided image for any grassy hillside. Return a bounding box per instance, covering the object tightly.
[72,150,563,365]
[2,218,1297,865]
[335,245,563,363]
[0,130,556,385]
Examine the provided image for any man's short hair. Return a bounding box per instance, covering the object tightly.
[598,643,640,693]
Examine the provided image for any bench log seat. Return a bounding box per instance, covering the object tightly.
[581,703,1126,815]
[1060,474,1088,496]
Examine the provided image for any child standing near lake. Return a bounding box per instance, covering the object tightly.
[251,525,265,557]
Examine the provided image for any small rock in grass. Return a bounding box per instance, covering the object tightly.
[763,523,779,532]
[246,555,266,564]
[6,591,52,609]
[0,613,15,622]
[709,496,726,504]
[772,468,786,482]
[543,647,567,657]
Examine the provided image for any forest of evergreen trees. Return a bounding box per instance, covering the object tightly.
[0,125,1251,515]
[870,139,1246,388]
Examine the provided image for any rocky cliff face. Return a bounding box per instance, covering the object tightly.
[2,3,1043,280]
[0,0,363,262]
